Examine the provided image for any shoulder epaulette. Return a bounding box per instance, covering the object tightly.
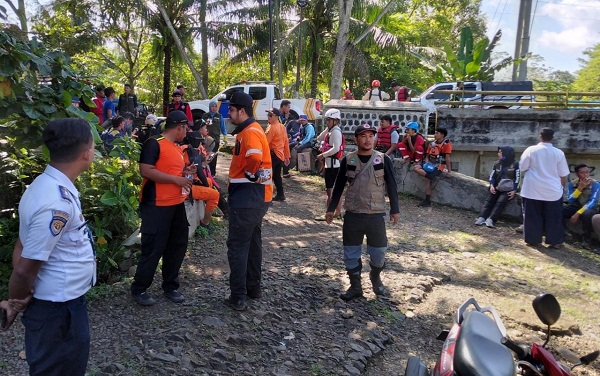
[58,185,72,202]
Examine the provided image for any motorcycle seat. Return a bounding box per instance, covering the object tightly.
[454,311,515,376]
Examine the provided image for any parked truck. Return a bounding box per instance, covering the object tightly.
[188,81,321,131]
[412,81,534,130]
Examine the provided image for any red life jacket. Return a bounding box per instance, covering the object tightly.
[376,125,399,148]
[321,128,345,159]
[397,87,409,101]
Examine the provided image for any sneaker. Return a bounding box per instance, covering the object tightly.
[417,199,431,207]
[475,217,485,226]
[133,292,156,306]
[273,195,286,202]
[515,224,524,233]
[314,214,327,221]
[164,290,185,303]
[547,243,562,249]
[224,297,248,311]
[485,218,495,228]
[283,174,291,178]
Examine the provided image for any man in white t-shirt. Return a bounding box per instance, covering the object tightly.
[520,128,570,248]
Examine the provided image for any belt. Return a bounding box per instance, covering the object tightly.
[32,295,86,307]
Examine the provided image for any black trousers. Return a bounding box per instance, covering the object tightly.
[208,154,218,176]
[23,296,89,376]
[271,152,284,197]
[131,203,189,294]
[563,203,599,236]
[226,204,270,301]
[523,197,564,245]
[479,191,511,221]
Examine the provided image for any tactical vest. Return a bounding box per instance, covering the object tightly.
[343,151,387,214]
[376,125,399,148]
[120,94,136,114]
[572,178,597,206]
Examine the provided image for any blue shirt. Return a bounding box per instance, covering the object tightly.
[299,123,316,146]
[103,100,116,121]
[19,166,95,302]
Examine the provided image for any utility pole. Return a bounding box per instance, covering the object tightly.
[295,0,308,98]
[512,0,533,81]
[269,0,274,81]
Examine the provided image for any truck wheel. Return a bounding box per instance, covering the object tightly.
[289,110,299,120]
[488,106,508,110]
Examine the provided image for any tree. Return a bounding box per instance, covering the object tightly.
[573,43,600,93]
[2,0,26,32]
[409,27,518,82]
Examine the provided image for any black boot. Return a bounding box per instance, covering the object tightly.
[340,264,363,301]
[369,262,386,296]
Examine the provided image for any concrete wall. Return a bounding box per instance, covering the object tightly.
[393,160,521,218]
[438,109,600,179]
[321,100,429,136]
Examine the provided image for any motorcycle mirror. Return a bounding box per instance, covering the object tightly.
[532,293,561,326]
[571,350,600,370]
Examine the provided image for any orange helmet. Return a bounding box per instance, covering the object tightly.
[371,80,381,87]
[344,89,352,95]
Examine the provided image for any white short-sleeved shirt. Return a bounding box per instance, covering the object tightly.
[520,142,570,201]
[19,165,95,302]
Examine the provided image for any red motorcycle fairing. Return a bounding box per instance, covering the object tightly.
[531,343,571,376]
[452,311,515,376]
[433,323,461,376]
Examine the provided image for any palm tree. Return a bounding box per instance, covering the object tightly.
[147,0,198,114]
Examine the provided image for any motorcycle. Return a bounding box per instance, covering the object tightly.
[405,294,599,376]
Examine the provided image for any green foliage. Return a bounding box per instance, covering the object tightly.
[0,30,142,290]
[410,27,519,82]
[78,141,141,283]
[573,43,600,93]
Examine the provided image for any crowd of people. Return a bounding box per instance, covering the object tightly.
[1,84,599,375]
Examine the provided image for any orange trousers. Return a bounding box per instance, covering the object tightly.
[191,185,219,213]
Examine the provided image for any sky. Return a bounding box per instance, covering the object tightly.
[481,0,600,74]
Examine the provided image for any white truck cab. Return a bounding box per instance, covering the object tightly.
[188,81,321,131]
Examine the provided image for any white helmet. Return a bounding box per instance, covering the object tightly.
[324,108,341,120]
[145,114,158,125]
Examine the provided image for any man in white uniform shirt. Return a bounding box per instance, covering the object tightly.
[0,118,96,375]
[520,128,570,248]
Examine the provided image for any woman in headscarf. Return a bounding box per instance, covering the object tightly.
[475,146,520,228]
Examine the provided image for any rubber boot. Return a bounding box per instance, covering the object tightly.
[369,262,386,296]
[340,264,363,301]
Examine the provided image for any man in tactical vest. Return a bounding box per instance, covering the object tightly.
[201,100,227,175]
[117,83,138,117]
[325,124,400,301]
[166,90,193,123]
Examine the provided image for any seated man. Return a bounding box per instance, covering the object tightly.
[295,114,316,153]
[563,163,600,248]
[395,122,426,164]
[413,128,452,207]
[375,114,399,155]
[101,115,125,154]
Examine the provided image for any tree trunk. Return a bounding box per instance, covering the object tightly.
[4,0,27,33]
[330,0,396,99]
[310,48,319,98]
[156,4,207,99]
[200,0,209,92]
[330,0,352,100]
[163,44,172,116]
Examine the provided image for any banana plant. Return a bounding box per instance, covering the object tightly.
[410,27,524,82]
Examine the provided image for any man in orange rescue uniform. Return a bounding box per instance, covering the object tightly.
[225,92,273,311]
[265,107,291,201]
